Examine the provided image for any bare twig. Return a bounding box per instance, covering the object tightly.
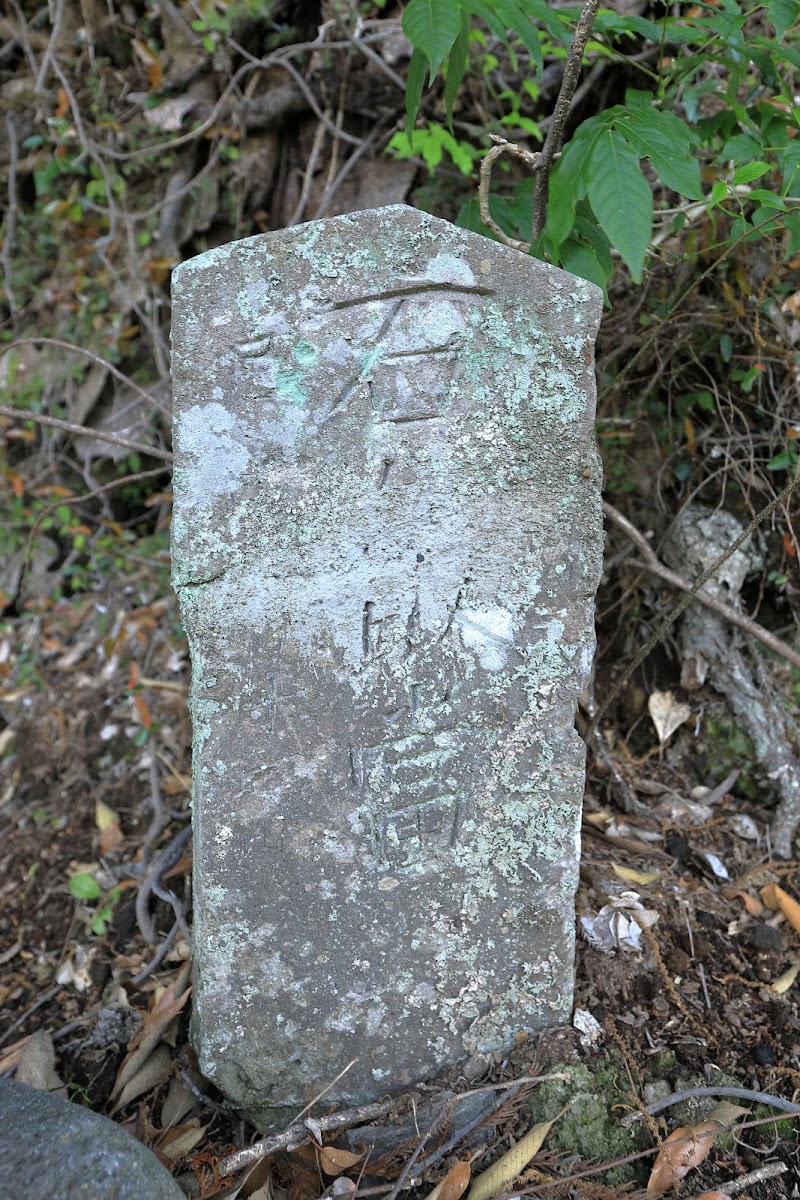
[0,406,172,463]
[2,113,20,323]
[130,920,180,986]
[532,0,599,240]
[314,120,392,220]
[588,474,800,738]
[603,501,800,671]
[220,1095,403,1175]
[34,0,65,94]
[385,1103,448,1200]
[348,26,407,92]
[134,824,192,944]
[478,0,598,250]
[622,1085,800,1125]
[709,1160,788,1194]
[102,36,385,166]
[414,1087,519,1177]
[288,108,330,228]
[6,338,170,415]
[0,986,61,1050]
[478,138,541,251]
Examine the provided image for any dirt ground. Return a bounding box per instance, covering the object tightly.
[1,574,799,1198]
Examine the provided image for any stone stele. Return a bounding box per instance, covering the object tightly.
[171,205,603,1128]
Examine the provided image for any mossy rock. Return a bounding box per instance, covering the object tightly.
[525,1061,651,1186]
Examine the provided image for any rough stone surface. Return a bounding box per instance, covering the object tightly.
[0,1079,185,1199]
[171,205,603,1127]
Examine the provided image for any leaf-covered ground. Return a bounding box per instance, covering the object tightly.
[1,1,800,1197]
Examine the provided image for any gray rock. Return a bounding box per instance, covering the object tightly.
[0,1080,185,1199]
[171,204,603,1126]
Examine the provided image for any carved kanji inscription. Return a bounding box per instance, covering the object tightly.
[171,206,603,1129]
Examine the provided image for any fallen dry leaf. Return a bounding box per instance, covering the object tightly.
[470,1108,564,1200]
[424,1158,471,1200]
[158,1120,208,1160]
[648,690,691,746]
[113,1042,173,1110]
[317,1145,365,1176]
[612,864,660,885]
[111,961,191,1101]
[647,1120,720,1195]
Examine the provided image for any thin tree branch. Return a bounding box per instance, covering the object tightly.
[532,0,600,241]
[2,113,20,324]
[478,0,599,250]
[0,406,173,463]
[588,478,800,737]
[604,501,800,671]
[479,138,540,251]
[6,337,170,414]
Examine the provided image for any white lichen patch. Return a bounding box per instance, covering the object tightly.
[175,402,251,508]
[456,607,514,670]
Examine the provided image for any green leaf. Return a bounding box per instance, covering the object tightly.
[545,115,609,250]
[435,127,479,174]
[559,240,611,293]
[574,208,614,277]
[617,95,703,199]
[402,0,462,77]
[465,0,563,40]
[732,161,770,185]
[779,142,800,195]
[767,450,797,470]
[771,37,800,68]
[749,189,787,209]
[444,14,471,130]
[709,180,729,208]
[504,0,565,39]
[405,47,429,135]
[719,333,733,363]
[490,0,543,70]
[587,129,652,282]
[764,0,799,40]
[593,12,662,40]
[465,0,510,41]
[69,872,101,901]
[717,133,764,164]
[91,906,114,936]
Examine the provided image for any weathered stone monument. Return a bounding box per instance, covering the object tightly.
[171,205,603,1128]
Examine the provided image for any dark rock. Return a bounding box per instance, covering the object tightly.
[0,1079,185,1199]
[751,1042,776,1066]
[744,923,784,952]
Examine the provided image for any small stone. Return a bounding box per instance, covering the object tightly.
[0,1080,185,1200]
[744,923,784,952]
[751,1042,776,1066]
